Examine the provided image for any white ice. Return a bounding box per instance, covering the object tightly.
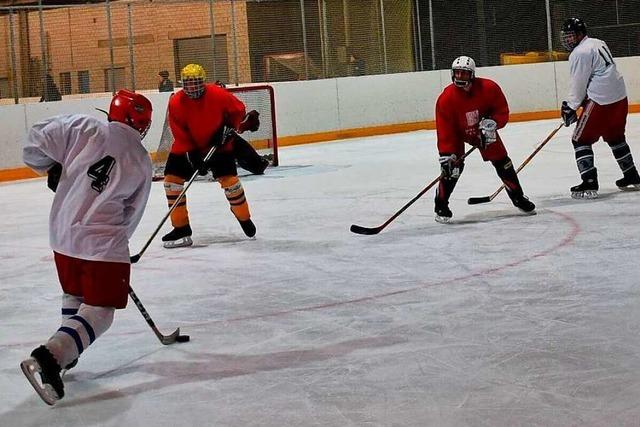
[2,116,640,426]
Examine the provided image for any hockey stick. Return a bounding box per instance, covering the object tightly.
[350,146,477,235]
[128,286,190,344]
[130,130,234,263]
[467,122,563,205]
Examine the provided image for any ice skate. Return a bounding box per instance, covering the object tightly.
[20,345,64,406]
[571,179,599,199]
[616,170,640,191]
[162,224,193,248]
[511,194,536,214]
[239,219,256,237]
[434,204,453,224]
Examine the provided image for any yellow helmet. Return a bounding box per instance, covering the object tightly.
[180,64,206,99]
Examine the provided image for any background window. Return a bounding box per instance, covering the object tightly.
[59,72,71,95]
[78,70,90,94]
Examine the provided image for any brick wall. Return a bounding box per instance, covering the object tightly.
[0,1,252,97]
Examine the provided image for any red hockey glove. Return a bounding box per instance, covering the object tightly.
[239,110,260,133]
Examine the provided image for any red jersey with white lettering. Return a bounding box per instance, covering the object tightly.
[168,83,246,155]
[435,77,509,158]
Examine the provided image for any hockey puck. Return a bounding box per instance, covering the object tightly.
[176,335,190,342]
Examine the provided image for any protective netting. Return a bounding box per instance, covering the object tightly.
[151,84,278,179]
[0,0,639,102]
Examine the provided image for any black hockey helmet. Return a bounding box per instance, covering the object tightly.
[561,18,587,51]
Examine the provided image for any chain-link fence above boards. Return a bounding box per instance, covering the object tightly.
[1,0,639,104]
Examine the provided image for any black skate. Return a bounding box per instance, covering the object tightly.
[511,195,536,214]
[162,224,193,248]
[571,179,599,199]
[239,219,256,237]
[20,345,64,405]
[616,170,640,191]
[434,204,453,224]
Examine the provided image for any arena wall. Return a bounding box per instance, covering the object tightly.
[1,57,639,181]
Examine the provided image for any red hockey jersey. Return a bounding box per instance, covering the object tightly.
[168,83,246,155]
[435,77,509,155]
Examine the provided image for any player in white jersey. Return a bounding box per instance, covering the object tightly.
[20,89,153,405]
[560,17,640,199]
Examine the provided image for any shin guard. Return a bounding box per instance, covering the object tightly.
[218,175,251,221]
[574,144,598,184]
[45,304,115,370]
[608,140,638,175]
[164,174,190,227]
[492,157,524,198]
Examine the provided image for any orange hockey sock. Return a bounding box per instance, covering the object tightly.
[164,174,190,227]
[218,175,250,221]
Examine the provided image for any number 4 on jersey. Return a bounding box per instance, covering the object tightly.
[87,156,116,192]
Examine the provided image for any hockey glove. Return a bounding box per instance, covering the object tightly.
[239,110,260,133]
[439,154,461,180]
[47,162,62,192]
[479,118,498,148]
[561,101,577,127]
[187,151,209,176]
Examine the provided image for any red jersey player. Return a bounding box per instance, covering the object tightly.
[162,64,260,247]
[434,56,535,223]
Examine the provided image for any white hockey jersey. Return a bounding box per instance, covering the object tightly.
[23,114,152,263]
[566,36,627,110]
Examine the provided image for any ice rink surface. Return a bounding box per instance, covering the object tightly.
[1,115,640,426]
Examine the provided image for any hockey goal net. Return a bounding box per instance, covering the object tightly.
[152,84,278,179]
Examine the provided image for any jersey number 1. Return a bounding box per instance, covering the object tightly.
[87,156,116,193]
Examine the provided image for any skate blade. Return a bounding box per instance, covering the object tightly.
[20,358,60,406]
[517,208,537,215]
[434,215,452,224]
[163,236,193,249]
[618,184,640,192]
[571,190,598,199]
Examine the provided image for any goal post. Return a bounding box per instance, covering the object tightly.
[152,84,278,180]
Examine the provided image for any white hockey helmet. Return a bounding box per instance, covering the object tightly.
[451,56,476,88]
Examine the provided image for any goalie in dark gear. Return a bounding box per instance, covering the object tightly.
[234,135,269,175]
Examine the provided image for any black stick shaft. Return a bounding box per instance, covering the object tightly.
[128,286,180,345]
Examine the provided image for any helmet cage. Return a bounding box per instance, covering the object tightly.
[561,18,587,51]
[451,56,476,88]
[182,77,205,99]
[180,64,207,99]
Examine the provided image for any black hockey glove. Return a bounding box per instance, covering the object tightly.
[439,154,462,180]
[187,151,209,176]
[239,110,260,133]
[561,101,577,127]
[478,118,498,148]
[47,162,62,192]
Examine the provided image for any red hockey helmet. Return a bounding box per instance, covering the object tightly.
[108,89,153,139]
